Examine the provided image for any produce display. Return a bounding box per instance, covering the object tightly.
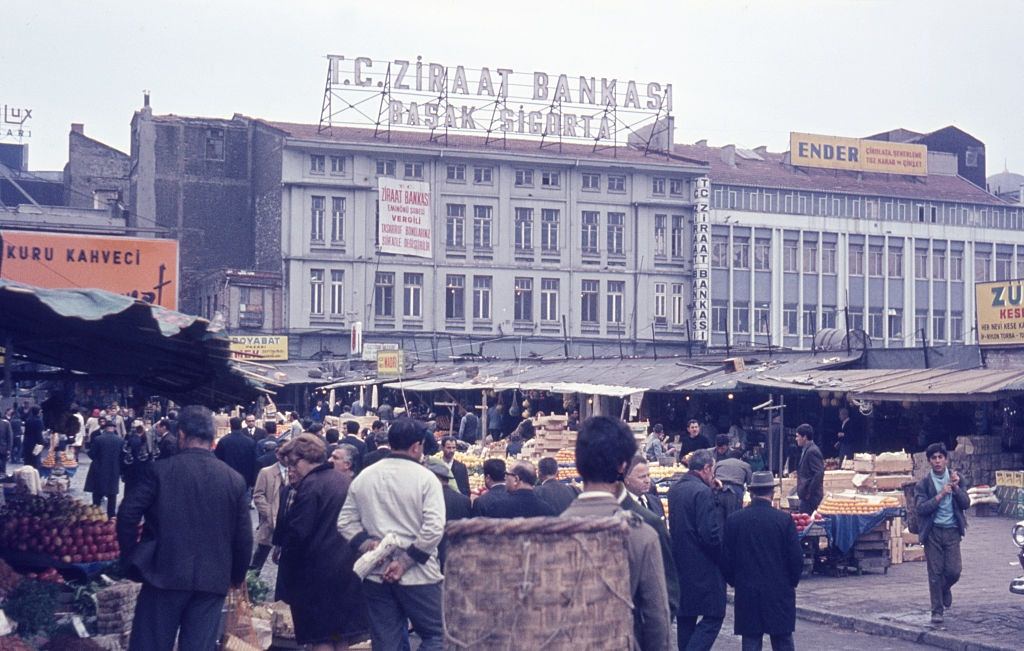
[0,494,119,563]
[790,512,825,533]
[817,495,901,515]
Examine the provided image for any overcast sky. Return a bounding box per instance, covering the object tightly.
[4,0,1022,181]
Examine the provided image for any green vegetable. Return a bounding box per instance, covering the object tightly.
[4,579,61,637]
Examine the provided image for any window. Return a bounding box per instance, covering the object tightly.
[514,169,534,187]
[933,249,946,280]
[712,236,729,268]
[473,277,491,320]
[915,311,928,338]
[652,178,665,195]
[803,308,817,336]
[821,308,836,329]
[473,206,493,249]
[733,238,750,269]
[671,284,685,325]
[654,215,667,257]
[933,313,946,341]
[887,247,903,277]
[869,246,884,277]
[541,279,559,321]
[888,309,903,339]
[1017,250,1024,279]
[754,238,771,271]
[404,162,423,179]
[608,175,625,193]
[402,273,423,318]
[671,216,685,258]
[821,244,836,274]
[951,313,964,341]
[802,241,818,273]
[514,208,534,250]
[868,309,883,339]
[330,156,344,174]
[582,173,600,190]
[446,275,465,320]
[205,128,225,161]
[729,191,738,209]
[754,306,769,334]
[607,212,625,255]
[581,211,600,254]
[606,280,622,323]
[996,255,1012,281]
[330,270,344,316]
[331,197,345,243]
[783,306,798,335]
[310,269,324,315]
[473,166,493,184]
[849,244,864,276]
[309,153,325,174]
[446,204,466,249]
[446,164,466,182]
[581,280,600,323]
[917,205,926,223]
[310,196,325,242]
[374,272,394,318]
[375,160,396,176]
[783,242,798,272]
[514,277,533,321]
[950,251,964,281]
[654,283,667,324]
[848,310,864,332]
[541,171,560,188]
[915,250,929,279]
[669,179,684,196]
[733,303,750,333]
[541,209,560,252]
[712,301,728,333]
[975,253,990,281]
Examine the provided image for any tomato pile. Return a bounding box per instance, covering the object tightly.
[790,511,824,533]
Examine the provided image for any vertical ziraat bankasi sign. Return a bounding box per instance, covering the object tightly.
[691,177,711,341]
[377,178,432,259]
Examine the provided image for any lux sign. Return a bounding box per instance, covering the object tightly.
[691,177,711,342]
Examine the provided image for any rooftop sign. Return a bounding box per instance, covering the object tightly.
[790,132,927,176]
[976,279,1024,347]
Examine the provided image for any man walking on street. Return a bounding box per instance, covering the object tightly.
[914,442,971,624]
[668,448,725,651]
[338,417,445,651]
[534,457,577,514]
[215,416,258,496]
[117,405,253,651]
[794,424,824,515]
[723,471,803,650]
[84,421,122,518]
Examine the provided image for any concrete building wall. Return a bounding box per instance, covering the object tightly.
[64,126,130,210]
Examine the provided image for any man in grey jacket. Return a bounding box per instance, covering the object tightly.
[562,416,671,651]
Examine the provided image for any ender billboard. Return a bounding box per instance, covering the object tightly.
[976,279,1024,347]
[0,230,179,309]
[790,132,927,176]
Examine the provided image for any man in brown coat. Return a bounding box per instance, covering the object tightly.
[251,447,287,575]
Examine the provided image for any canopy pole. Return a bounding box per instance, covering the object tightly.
[3,337,11,398]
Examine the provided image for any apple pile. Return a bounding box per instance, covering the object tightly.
[0,494,119,564]
[790,511,825,533]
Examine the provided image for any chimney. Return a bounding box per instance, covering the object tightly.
[143,91,150,108]
[720,144,736,168]
[71,123,84,135]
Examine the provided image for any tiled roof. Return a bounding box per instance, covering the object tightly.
[672,142,1010,207]
[260,120,710,169]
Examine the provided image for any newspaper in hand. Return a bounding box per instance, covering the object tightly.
[353,533,403,580]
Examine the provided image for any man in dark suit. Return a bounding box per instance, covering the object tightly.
[440,436,470,496]
[723,471,803,651]
[425,458,471,568]
[485,461,555,518]
[21,405,44,469]
[834,408,859,463]
[215,416,258,491]
[243,414,267,442]
[117,405,253,651]
[84,422,122,518]
[342,421,368,471]
[794,423,825,515]
[618,483,680,620]
[534,457,577,514]
[470,458,509,516]
[625,456,665,521]
[154,418,178,460]
[668,448,725,651]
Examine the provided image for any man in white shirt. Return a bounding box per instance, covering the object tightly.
[338,418,445,651]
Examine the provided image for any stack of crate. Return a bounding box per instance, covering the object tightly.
[888,516,905,565]
[628,421,651,449]
[851,522,892,573]
[532,415,571,457]
[853,452,914,493]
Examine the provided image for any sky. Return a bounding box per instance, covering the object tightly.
[3,0,1023,180]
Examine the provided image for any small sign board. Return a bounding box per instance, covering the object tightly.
[376,350,405,377]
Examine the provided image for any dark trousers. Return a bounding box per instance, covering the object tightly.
[250,544,272,574]
[742,633,795,651]
[129,584,225,651]
[798,496,821,516]
[925,526,962,614]
[92,492,117,519]
[362,580,443,651]
[677,614,723,651]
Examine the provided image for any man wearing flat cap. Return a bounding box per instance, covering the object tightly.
[722,471,804,651]
[424,458,471,569]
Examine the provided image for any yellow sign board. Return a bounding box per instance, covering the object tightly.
[790,132,927,176]
[975,280,1024,347]
[376,350,405,377]
[229,335,289,361]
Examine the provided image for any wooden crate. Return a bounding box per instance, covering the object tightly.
[903,545,926,562]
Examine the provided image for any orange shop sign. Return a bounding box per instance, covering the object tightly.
[0,230,179,309]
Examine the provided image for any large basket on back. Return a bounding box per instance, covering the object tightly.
[443,515,634,650]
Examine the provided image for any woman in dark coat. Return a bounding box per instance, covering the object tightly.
[276,434,368,650]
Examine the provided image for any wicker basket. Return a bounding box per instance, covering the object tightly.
[443,515,634,650]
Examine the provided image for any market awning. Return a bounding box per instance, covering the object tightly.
[0,280,269,406]
[384,377,644,398]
